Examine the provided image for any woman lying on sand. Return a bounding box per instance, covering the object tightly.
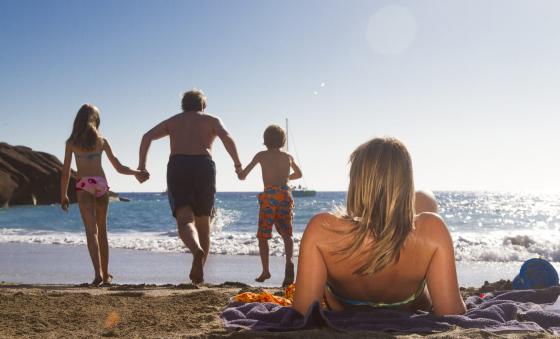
[292,137,466,316]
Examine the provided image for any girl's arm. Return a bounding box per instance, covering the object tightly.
[238,153,261,180]
[292,214,328,315]
[60,142,72,211]
[103,139,144,176]
[423,214,467,315]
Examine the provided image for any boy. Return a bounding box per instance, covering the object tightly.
[238,124,302,286]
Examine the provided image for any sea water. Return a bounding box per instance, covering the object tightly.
[0,192,559,264]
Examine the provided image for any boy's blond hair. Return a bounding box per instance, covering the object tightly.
[263,125,286,149]
[336,137,415,275]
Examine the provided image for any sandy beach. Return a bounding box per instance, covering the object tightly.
[2,243,559,337]
[0,281,556,338]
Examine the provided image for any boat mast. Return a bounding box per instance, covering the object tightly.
[285,118,289,152]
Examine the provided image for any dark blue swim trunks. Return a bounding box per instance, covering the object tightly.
[167,154,216,217]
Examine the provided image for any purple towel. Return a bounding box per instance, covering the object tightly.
[221,286,560,334]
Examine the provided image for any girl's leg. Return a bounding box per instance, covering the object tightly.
[255,238,271,282]
[95,193,110,283]
[77,191,102,284]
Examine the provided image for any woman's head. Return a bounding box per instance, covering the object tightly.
[341,137,415,275]
[67,103,101,150]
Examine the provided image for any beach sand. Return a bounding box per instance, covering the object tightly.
[1,243,557,338]
[0,281,556,338]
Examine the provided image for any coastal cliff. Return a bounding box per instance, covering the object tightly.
[0,142,77,207]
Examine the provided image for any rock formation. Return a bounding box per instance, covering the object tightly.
[0,142,78,207]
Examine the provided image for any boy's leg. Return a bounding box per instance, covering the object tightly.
[77,191,102,285]
[95,193,111,283]
[175,205,205,284]
[255,237,271,282]
[194,215,211,264]
[280,232,295,287]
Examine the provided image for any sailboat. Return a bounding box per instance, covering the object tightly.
[285,118,316,197]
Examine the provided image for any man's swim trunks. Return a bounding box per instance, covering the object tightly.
[167,154,216,217]
[257,185,294,239]
[75,176,109,198]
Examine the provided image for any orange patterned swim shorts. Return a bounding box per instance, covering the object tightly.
[257,185,294,239]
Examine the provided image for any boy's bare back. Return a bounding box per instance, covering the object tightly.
[166,112,227,156]
[240,149,302,187]
[258,150,292,186]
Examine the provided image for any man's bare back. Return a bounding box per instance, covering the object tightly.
[166,112,227,156]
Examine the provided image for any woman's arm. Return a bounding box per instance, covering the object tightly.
[423,213,466,315]
[60,142,72,211]
[103,139,145,177]
[292,214,328,315]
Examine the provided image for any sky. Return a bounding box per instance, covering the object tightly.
[1,0,560,193]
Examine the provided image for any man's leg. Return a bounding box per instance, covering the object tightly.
[194,215,211,264]
[175,205,205,284]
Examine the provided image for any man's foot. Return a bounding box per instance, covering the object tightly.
[282,262,294,287]
[255,272,271,282]
[101,274,113,286]
[91,276,103,287]
[189,250,204,285]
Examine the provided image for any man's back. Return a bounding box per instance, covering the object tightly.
[258,149,292,187]
[166,112,226,156]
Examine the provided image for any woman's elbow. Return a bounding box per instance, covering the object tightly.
[435,301,467,316]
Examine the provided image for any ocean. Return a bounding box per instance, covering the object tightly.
[1,191,559,264]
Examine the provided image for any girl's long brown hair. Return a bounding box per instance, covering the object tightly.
[66,104,100,150]
[335,137,415,276]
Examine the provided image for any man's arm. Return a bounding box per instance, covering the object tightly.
[288,155,303,180]
[138,120,169,170]
[214,117,242,172]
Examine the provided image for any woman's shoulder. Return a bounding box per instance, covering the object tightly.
[304,212,352,238]
[413,212,453,246]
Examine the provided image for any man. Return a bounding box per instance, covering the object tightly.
[138,89,242,284]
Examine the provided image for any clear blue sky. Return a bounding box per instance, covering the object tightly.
[1,0,560,193]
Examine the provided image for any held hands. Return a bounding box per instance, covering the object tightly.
[135,169,150,183]
[61,195,70,212]
[235,164,245,180]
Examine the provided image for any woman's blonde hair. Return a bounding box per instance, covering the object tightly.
[67,104,101,150]
[337,137,415,275]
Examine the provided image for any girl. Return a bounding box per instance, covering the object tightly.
[292,137,466,316]
[60,103,147,286]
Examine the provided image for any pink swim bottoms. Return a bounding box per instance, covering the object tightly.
[75,176,109,198]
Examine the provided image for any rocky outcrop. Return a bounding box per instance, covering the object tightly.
[0,143,77,207]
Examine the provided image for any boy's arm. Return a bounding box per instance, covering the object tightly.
[138,119,169,171]
[104,139,146,178]
[60,142,73,211]
[215,118,242,172]
[288,155,303,180]
[238,153,261,180]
